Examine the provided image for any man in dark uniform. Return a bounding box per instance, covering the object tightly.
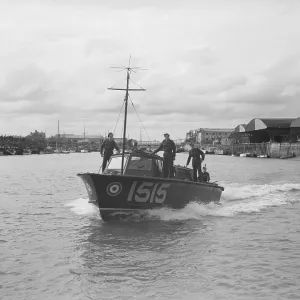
[202,166,210,182]
[100,132,120,172]
[153,133,176,178]
[186,145,205,182]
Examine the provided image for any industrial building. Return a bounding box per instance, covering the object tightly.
[186,128,233,146]
[229,118,300,143]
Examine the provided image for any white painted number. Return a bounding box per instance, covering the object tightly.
[135,182,154,203]
[155,183,170,204]
[127,181,171,204]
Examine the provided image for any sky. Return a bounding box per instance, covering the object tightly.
[0,0,300,141]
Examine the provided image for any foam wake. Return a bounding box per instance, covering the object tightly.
[68,183,300,220]
[222,182,300,202]
[65,198,98,215]
[148,182,300,220]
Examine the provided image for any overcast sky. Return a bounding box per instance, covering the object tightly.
[0,0,300,140]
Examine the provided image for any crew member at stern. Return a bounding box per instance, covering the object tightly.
[100,132,120,172]
[186,145,205,182]
[153,133,176,178]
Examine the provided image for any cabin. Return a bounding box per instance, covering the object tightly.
[103,150,194,181]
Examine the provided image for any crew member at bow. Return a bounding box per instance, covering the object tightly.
[100,133,120,172]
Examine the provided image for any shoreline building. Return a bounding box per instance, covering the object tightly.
[186,128,233,146]
[228,118,300,144]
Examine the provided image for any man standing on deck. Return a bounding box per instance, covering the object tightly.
[153,133,176,178]
[186,144,205,182]
[100,133,120,172]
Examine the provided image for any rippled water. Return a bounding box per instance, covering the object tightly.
[1,153,300,300]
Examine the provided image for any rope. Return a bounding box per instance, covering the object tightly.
[129,78,145,90]
[112,100,125,135]
[128,94,151,141]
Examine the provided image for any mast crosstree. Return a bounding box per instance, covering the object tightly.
[107,59,146,174]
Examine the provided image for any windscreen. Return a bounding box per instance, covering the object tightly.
[107,156,128,170]
[127,156,153,171]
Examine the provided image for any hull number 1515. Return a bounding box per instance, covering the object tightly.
[127,181,171,204]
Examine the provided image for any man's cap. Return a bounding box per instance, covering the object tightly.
[163,133,170,136]
[108,132,113,137]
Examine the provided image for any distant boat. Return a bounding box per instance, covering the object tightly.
[257,155,269,158]
[240,153,257,157]
[62,150,70,154]
[214,149,224,155]
[280,153,296,159]
[176,147,185,153]
[240,153,248,157]
[23,149,32,155]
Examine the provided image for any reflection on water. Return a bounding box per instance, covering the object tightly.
[75,217,214,299]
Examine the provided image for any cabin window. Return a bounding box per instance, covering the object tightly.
[107,156,128,170]
[156,160,163,173]
[154,159,163,177]
[127,156,153,171]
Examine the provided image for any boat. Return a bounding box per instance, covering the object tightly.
[280,153,296,159]
[240,153,248,157]
[23,149,32,155]
[176,147,185,153]
[77,63,225,221]
[214,149,224,155]
[257,154,269,158]
[62,150,70,154]
[80,126,90,153]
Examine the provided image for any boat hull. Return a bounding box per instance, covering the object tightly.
[77,173,223,221]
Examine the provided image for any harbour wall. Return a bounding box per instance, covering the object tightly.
[218,142,300,158]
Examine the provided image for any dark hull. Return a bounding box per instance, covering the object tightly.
[77,173,223,221]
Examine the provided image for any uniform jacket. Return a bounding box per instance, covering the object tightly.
[153,139,176,156]
[186,148,205,167]
[100,139,120,156]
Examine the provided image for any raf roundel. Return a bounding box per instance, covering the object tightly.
[107,182,122,196]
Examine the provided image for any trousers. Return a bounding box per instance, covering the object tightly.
[163,152,174,178]
[192,161,203,182]
[102,153,112,172]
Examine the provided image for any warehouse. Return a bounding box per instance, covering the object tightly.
[245,118,296,143]
[290,118,300,142]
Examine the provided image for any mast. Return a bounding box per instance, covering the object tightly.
[56,120,60,150]
[121,69,130,174]
[108,61,146,174]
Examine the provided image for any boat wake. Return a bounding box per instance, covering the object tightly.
[65,198,99,215]
[68,183,300,221]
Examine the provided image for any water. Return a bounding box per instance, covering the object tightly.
[1,153,300,300]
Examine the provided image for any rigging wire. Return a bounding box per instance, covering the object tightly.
[112,100,125,135]
[128,94,151,141]
[129,78,145,90]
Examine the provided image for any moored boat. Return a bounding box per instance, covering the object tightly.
[280,153,296,159]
